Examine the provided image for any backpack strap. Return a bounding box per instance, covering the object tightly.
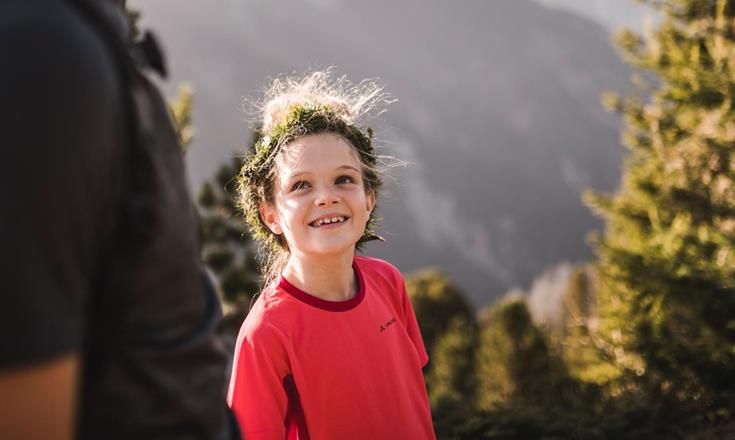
[62,0,158,388]
[66,0,160,244]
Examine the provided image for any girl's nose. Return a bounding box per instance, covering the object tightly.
[315,186,339,206]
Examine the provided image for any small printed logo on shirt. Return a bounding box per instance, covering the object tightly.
[380,317,396,333]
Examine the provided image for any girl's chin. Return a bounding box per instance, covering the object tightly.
[299,242,358,257]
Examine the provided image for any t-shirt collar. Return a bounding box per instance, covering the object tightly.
[278,260,365,312]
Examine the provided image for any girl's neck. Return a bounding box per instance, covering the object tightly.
[282,251,356,302]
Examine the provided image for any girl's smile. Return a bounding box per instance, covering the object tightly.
[309,214,349,228]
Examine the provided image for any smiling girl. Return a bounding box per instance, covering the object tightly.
[227,72,436,439]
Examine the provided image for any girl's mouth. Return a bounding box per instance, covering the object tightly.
[309,216,348,227]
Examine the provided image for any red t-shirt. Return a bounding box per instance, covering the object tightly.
[227,256,436,439]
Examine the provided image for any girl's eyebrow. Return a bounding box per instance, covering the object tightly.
[288,165,358,178]
[288,172,307,179]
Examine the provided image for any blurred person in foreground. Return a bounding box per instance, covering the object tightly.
[0,0,237,438]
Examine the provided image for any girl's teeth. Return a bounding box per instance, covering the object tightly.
[314,216,344,226]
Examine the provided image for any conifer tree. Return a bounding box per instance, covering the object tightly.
[559,266,613,383]
[405,270,478,416]
[425,316,478,410]
[588,0,735,425]
[475,298,568,411]
[406,269,476,352]
[169,83,195,151]
[198,158,260,326]
[168,85,260,333]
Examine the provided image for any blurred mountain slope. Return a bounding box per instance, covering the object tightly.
[132,0,630,306]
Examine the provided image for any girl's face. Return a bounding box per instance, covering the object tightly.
[260,133,376,259]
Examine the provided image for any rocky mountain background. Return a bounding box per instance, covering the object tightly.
[131,0,649,306]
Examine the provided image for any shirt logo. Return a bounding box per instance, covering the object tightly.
[379,317,396,333]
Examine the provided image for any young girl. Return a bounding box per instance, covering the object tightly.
[227,71,436,439]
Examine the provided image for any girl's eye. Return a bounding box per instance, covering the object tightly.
[291,180,310,191]
[336,175,355,185]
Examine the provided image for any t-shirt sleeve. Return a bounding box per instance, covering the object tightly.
[227,319,292,439]
[398,273,430,368]
[0,4,125,366]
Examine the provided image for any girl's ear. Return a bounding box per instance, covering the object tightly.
[259,202,283,235]
[365,190,376,214]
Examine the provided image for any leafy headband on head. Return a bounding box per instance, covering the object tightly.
[238,103,384,254]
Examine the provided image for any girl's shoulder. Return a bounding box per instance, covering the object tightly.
[354,255,405,289]
[240,282,301,333]
[355,255,400,275]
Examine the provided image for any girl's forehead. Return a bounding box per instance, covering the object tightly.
[277,133,361,172]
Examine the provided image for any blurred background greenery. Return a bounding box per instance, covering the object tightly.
[155,0,735,437]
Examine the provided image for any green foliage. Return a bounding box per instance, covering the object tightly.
[168,81,259,333]
[437,296,613,440]
[405,270,479,434]
[426,316,478,414]
[588,0,735,430]
[169,83,195,150]
[559,266,618,384]
[475,298,572,411]
[406,269,476,351]
[198,157,260,333]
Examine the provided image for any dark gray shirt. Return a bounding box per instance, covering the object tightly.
[0,1,234,438]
